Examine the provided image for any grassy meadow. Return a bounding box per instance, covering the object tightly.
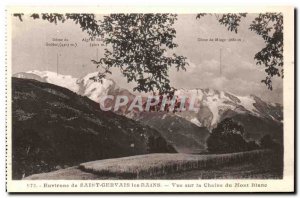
[24,149,282,180]
[79,150,278,179]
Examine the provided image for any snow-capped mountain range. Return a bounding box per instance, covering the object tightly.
[13,70,283,130]
[13,70,119,103]
[172,88,282,129]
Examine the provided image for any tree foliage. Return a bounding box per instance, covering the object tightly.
[206,118,259,153]
[14,13,188,94]
[196,13,247,33]
[14,12,283,91]
[95,14,188,93]
[260,134,281,150]
[147,135,176,153]
[210,118,245,135]
[196,12,283,90]
[249,13,283,90]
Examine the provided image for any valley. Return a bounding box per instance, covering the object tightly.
[12,71,284,179]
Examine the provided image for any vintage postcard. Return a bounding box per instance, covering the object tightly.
[6,6,295,193]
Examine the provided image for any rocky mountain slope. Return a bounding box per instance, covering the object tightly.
[173,88,283,128]
[13,71,120,102]
[171,88,283,143]
[137,112,210,153]
[13,71,283,126]
[13,71,283,150]
[12,77,175,179]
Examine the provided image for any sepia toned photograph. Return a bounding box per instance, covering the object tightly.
[6,6,294,193]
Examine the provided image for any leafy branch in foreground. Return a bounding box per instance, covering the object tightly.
[197,13,283,90]
[94,14,188,93]
[249,13,283,90]
[196,13,247,33]
[14,13,188,94]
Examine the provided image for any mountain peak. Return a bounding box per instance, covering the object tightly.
[13,70,117,103]
[13,70,283,127]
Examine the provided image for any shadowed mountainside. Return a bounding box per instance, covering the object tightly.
[136,112,210,153]
[12,77,175,179]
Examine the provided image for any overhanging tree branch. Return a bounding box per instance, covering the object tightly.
[14,13,188,94]
[196,12,283,90]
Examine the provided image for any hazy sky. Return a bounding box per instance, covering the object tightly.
[11,14,283,103]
